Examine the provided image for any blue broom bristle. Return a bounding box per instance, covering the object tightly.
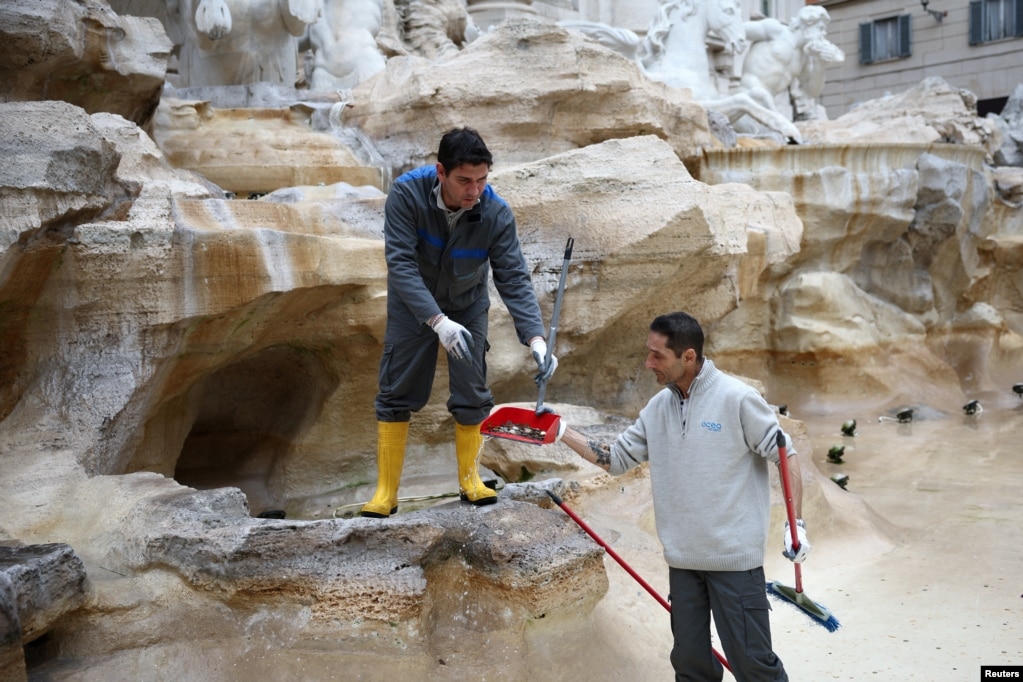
[819,613,841,632]
[767,581,841,632]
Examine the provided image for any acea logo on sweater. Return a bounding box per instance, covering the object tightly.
[700,420,722,432]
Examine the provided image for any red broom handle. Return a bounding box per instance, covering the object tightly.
[775,431,804,594]
[546,490,731,673]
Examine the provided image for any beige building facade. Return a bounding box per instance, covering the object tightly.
[812,0,1023,117]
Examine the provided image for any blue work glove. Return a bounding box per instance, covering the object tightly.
[783,519,811,563]
[530,338,558,383]
[432,316,473,364]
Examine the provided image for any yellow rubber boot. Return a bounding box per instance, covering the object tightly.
[360,421,409,518]
[455,422,497,506]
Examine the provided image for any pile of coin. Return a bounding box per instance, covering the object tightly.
[487,421,546,441]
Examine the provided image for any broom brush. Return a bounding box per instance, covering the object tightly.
[767,430,841,632]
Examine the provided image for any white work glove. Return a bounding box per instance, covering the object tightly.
[530,338,558,383]
[552,416,567,443]
[535,406,566,443]
[432,316,473,365]
[783,519,811,563]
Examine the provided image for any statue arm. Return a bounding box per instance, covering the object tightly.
[743,18,783,44]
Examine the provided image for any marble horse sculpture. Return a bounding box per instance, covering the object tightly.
[560,0,803,142]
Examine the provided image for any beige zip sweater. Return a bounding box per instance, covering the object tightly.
[608,359,792,572]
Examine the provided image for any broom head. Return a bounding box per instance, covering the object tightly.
[767,580,841,632]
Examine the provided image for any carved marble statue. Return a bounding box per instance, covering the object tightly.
[740,6,844,120]
[307,0,387,90]
[392,0,479,60]
[172,0,321,87]
[304,0,478,90]
[560,0,803,142]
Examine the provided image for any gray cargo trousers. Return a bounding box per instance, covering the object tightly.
[668,567,788,682]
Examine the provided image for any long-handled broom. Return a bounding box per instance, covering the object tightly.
[766,430,841,632]
[545,490,732,674]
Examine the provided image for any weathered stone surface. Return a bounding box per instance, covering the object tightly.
[0,543,87,680]
[0,0,171,126]
[152,98,389,195]
[990,166,1023,205]
[0,102,141,434]
[0,544,86,644]
[693,141,1018,400]
[988,83,1023,167]
[482,134,802,412]
[1,102,391,511]
[344,18,714,171]
[0,570,26,682]
[30,472,606,672]
[797,77,1001,160]
[0,102,134,249]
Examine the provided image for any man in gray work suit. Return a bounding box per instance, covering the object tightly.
[361,127,557,517]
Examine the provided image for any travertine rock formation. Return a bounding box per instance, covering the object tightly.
[0,544,86,682]
[697,140,1023,400]
[0,0,171,127]
[988,83,1023,167]
[343,19,715,170]
[29,474,606,679]
[3,2,1023,678]
[797,77,1001,159]
[153,96,389,193]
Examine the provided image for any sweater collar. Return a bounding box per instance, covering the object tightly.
[669,358,718,401]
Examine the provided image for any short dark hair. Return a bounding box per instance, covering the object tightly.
[650,312,704,360]
[437,127,493,172]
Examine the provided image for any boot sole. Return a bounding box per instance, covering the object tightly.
[459,492,498,506]
[359,506,398,518]
[459,478,499,506]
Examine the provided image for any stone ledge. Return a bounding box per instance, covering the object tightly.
[0,543,88,682]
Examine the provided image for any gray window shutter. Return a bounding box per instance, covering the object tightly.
[860,21,874,64]
[897,14,913,57]
[968,0,983,44]
[1015,0,1023,37]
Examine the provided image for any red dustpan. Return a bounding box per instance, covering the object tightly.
[480,407,562,444]
[481,237,573,445]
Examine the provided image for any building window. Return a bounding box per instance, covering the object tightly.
[860,15,912,64]
[969,0,1023,44]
